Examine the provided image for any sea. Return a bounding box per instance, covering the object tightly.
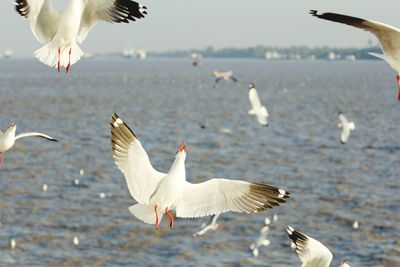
[0,58,399,266]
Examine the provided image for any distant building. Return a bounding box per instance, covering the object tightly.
[328,52,336,60]
[345,55,356,61]
[265,51,282,60]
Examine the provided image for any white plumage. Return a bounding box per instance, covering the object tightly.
[110,113,289,230]
[287,226,350,267]
[248,83,269,126]
[15,0,147,72]
[337,113,355,144]
[310,10,400,101]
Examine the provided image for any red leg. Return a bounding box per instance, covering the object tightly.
[66,48,72,74]
[0,153,2,166]
[154,205,159,230]
[57,47,61,73]
[396,74,400,101]
[165,208,174,229]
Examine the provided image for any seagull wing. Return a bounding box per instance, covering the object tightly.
[110,113,165,204]
[310,10,400,60]
[338,113,349,125]
[249,88,262,110]
[175,179,289,218]
[15,132,58,142]
[15,0,60,43]
[287,226,333,267]
[78,0,147,43]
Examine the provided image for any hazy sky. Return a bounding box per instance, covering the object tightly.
[1,0,400,56]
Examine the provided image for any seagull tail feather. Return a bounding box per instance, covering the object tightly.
[34,41,83,69]
[129,204,164,225]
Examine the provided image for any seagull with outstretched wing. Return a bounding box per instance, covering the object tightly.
[248,83,269,126]
[110,113,290,230]
[310,10,400,101]
[337,112,355,144]
[15,0,147,72]
[0,123,58,165]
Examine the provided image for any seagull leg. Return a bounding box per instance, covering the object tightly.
[66,48,72,74]
[396,74,400,101]
[154,205,159,230]
[57,47,61,73]
[0,153,2,165]
[165,208,174,229]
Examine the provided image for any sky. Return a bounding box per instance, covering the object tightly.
[1,0,400,56]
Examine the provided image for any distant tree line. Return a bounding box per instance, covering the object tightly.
[151,45,382,60]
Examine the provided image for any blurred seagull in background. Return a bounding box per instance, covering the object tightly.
[110,113,290,230]
[213,71,238,87]
[249,217,271,257]
[287,226,350,267]
[337,113,355,144]
[248,83,269,126]
[310,10,400,101]
[193,213,220,237]
[14,0,147,73]
[0,123,58,165]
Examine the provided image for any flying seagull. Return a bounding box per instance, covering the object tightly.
[110,113,289,230]
[337,112,355,144]
[248,83,269,126]
[0,123,58,165]
[310,10,400,101]
[213,71,238,87]
[15,0,147,73]
[287,226,350,267]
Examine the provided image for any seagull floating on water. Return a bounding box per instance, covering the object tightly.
[310,10,400,101]
[110,113,290,230]
[193,213,220,237]
[15,0,147,73]
[213,71,238,87]
[287,226,350,267]
[337,113,355,144]
[0,123,58,165]
[248,83,269,126]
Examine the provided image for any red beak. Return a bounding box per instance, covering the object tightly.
[397,75,400,101]
[178,141,186,152]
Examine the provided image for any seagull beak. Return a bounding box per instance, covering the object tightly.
[178,141,186,153]
[397,74,400,101]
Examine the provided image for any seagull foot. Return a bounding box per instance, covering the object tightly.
[66,48,72,74]
[165,208,174,229]
[154,205,159,230]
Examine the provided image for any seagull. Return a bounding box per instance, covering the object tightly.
[310,10,400,101]
[248,83,269,126]
[110,113,290,230]
[15,0,147,73]
[249,217,271,257]
[337,113,355,144]
[0,123,58,165]
[193,213,220,237]
[213,71,238,87]
[287,226,350,267]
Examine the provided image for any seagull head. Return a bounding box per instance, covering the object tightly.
[249,83,256,90]
[175,141,187,160]
[6,123,16,134]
